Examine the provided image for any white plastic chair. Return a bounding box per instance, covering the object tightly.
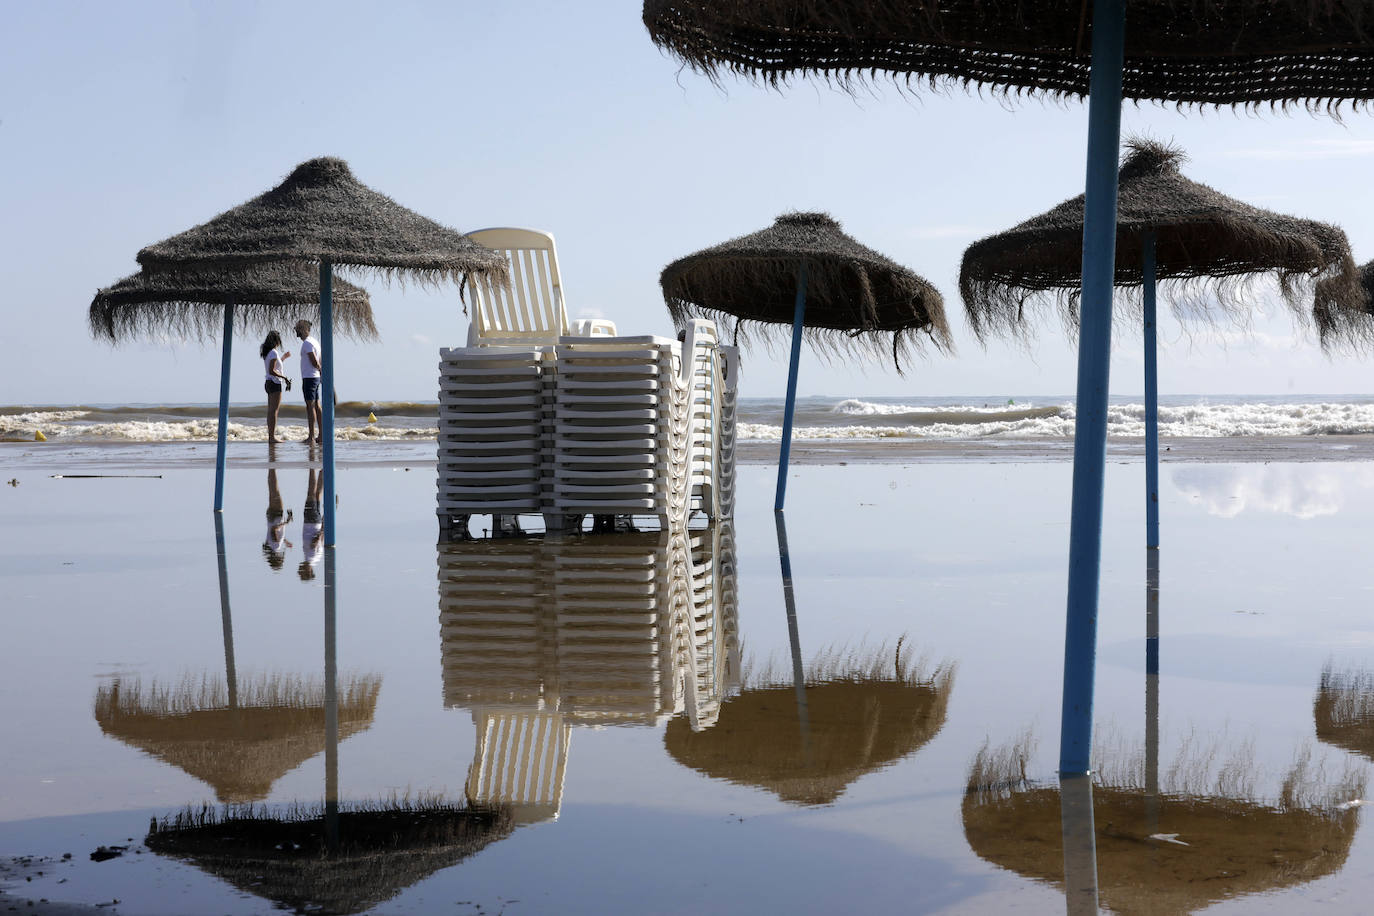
[464,228,616,346]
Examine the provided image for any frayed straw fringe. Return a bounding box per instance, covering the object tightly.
[959,139,1362,344]
[645,0,1374,112]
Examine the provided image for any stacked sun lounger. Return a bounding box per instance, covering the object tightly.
[436,228,738,536]
[436,349,551,536]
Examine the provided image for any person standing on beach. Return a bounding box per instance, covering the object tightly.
[295,319,323,445]
[260,331,291,444]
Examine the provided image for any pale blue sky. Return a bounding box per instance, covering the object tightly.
[6,1,1374,405]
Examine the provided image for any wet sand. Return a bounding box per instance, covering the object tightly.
[4,453,1374,913]
[7,433,1374,475]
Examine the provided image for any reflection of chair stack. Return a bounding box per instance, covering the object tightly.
[438,526,738,821]
[436,349,550,533]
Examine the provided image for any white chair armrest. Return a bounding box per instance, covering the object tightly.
[570,318,617,337]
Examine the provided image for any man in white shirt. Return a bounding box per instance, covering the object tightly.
[294,319,323,445]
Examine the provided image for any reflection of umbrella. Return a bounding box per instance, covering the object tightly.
[96,516,381,803]
[1315,666,1374,761]
[963,752,1361,914]
[147,800,511,916]
[644,0,1374,775]
[961,139,1359,548]
[89,263,375,511]
[136,156,508,543]
[660,211,950,510]
[664,645,954,806]
[94,674,381,805]
[1315,259,1374,352]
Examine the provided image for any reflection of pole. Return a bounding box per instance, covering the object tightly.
[321,261,337,546]
[774,263,809,511]
[1060,0,1125,777]
[214,301,234,512]
[214,513,237,709]
[1143,231,1160,549]
[774,512,811,743]
[324,545,339,850]
[1145,547,1161,832]
[1059,774,1100,916]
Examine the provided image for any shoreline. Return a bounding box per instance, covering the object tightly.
[4,435,1374,472]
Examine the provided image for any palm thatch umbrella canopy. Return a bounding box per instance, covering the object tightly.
[91,262,378,511]
[662,211,951,361]
[147,801,512,916]
[136,156,508,543]
[1314,666,1374,761]
[137,157,506,283]
[662,211,950,509]
[962,746,1363,914]
[960,140,1360,342]
[664,648,954,806]
[94,674,381,804]
[644,0,1374,777]
[1315,260,1374,352]
[961,139,1359,552]
[643,1,1374,106]
[89,263,376,345]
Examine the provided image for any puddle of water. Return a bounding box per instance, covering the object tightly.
[3,459,1374,913]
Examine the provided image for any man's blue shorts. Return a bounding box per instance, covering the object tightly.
[302,378,321,402]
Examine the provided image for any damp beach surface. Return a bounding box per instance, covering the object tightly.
[3,449,1374,913]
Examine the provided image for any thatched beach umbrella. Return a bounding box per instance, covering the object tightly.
[146,802,511,916]
[660,211,951,510]
[136,156,508,544]
[962,744,1363,914]
[1315,259,1374,353]
[664,641,954,805]
[644,0,1374,775]
[961,139,1360,549]
[90,263,375,511]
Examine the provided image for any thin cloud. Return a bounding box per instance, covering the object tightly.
[410,333,430,345]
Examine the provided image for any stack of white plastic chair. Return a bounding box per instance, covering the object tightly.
[436,228,614,536]
[438,226,738,535]
[436,349,550,535]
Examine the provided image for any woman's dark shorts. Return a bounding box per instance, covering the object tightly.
[302,378,321,402]
[265,379,283,394]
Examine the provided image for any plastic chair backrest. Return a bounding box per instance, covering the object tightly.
[465,228,569,342]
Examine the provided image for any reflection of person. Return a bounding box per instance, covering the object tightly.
[294,319,323,445]
[260,331,292,444]
[262,468,293,570]
[298,467,324,580]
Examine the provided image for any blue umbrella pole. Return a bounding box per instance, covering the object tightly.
[320,262,337,546]
[774,263,809,511]
[213,302,234,512]
[1060,0,1126,777]
[1142,231,1159,549]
